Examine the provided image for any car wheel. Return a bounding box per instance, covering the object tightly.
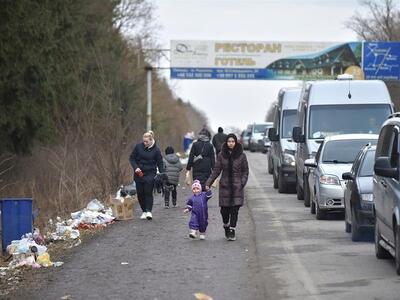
[268,156,273,174]
[375,218,391,259]
[296,178,304,200]
[304,174,310,207]
[344,209,351,233]
[316,203,326,220]
[278,169,288,193]
[273,168,278,189]
[310,195,316,214]
[351,206,362,242]
[395,225,400,275]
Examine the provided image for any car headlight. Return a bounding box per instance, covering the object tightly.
[361,193,373,201]
[283,153,296,166]
[319,175,340,185]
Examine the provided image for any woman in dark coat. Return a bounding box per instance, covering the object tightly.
[186,129,215,190]
[129,131,164,220]
[205,133,249,241]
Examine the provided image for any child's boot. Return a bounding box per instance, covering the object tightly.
[199,233,206,240]
[189,229,197,239]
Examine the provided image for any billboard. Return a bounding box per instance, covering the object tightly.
[170,40,400,80]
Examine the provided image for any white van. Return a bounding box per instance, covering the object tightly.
[292,79,394,207]
[268,87,301,193]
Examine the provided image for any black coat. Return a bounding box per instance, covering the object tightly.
[129,142,164,184]
[212,132,227,153]
[186,139,215,187]
[206,142,249,207]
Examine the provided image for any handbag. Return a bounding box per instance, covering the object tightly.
[193,144,205,163]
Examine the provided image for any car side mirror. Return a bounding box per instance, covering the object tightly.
[304,158,317,168]
[342,172,353,180]
[268,128,279,142]
[292,126,305,143]
[374,156,398,179]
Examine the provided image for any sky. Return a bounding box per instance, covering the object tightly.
[151,0,361,132]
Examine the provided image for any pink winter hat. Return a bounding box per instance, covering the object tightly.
[192,180,202,191]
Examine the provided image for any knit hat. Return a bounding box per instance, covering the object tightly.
[165,146,174,155]
[192,180,202,191]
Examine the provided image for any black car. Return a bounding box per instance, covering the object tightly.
[342,144,376,241]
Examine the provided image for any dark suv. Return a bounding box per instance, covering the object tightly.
[373,113,400,274]
[342,144,376,241]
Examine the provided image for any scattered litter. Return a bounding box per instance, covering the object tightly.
[36,253,52,267]
[61,295,72,300]
[194,292,213,300]
[53,261,64,267]
[121,262,129,265]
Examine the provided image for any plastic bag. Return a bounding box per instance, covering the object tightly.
[86,199,105,212]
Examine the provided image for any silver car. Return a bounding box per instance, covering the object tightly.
[305,134,378,220]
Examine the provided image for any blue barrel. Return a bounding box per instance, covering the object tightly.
[1,198,33,252]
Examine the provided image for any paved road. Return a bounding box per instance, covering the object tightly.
[247,152,400,300]
[12,152,400,299]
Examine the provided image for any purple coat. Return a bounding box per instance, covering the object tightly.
[186,190,212,232]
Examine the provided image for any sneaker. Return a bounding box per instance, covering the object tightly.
[224,225,230,240]
[140,212,147,220]
[199,234,205,240]
[146,212,153,220]
[164,205,170,209]
[228,228,236,241]
[173,204,177,208]
[189,229,197,239]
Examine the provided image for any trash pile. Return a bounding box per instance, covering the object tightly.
[3,199,115,273]
[6,230,63,269]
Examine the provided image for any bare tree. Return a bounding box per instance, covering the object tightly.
[347,0,400,41]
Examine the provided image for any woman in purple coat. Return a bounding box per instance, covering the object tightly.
[184,180,212,240]
[206,133,249,241]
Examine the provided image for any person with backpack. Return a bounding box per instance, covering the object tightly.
[163,146,183,208]
[186,129,215,190]
[212,127,227,156]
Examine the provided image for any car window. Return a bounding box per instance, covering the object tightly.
[253,124,267,133]
[308,104,391,139]
[282,110,297,138]
[376,125,395,158]
[315,142,323,162]
[390,131,399,169]
[352,148,365,175]
[322,139,377,164]
[359,150,375,177]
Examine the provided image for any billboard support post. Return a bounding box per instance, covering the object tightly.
[145,65,152,131]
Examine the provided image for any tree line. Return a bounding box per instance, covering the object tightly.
[0,0,207,224]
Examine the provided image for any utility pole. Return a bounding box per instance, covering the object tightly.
[145,65,153,131]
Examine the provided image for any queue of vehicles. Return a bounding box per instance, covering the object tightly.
[245,76,400,275]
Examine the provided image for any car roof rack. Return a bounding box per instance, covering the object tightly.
[388,112,400,119]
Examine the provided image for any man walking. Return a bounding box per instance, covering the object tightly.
[212,127,227,156]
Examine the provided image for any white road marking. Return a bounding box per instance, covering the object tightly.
[249,166,320,299]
